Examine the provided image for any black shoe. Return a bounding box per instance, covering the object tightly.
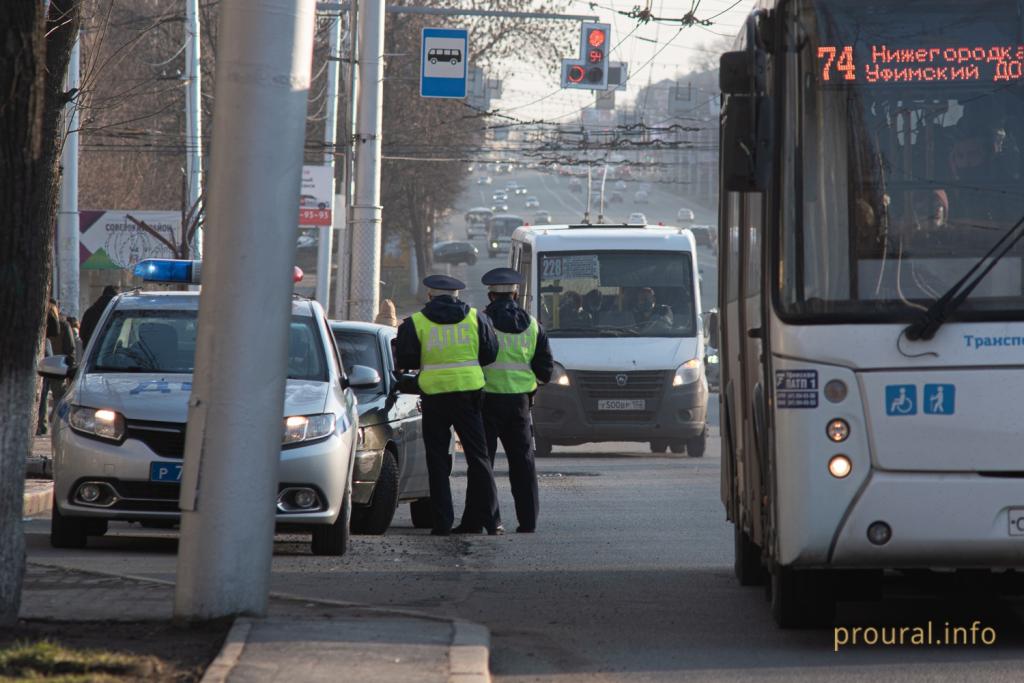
[516,526,535,533]
[430,528,452,536]
[486,525,506,536]
[452,524,483,534]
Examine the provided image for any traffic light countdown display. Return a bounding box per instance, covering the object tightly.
[561,22,611,90]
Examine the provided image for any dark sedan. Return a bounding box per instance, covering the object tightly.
[331,321,433,533]
[433,240,478,266]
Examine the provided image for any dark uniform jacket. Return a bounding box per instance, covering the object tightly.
[80,292,117,346]
[395,295,499,374]
[485,298,554,384]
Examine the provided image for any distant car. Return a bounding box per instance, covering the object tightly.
[476,176,492,185]
[506,181,520,193]
[492,190,508,202]
[525,196,540,209]
[330,321,432,534]
[677,207,696,223]
[634,190,649,204]
[433,240,479,266]
[515,187,528,195]
[628,212,647,225]
[296,231,316,249]
[533,210,552,224]
[689,225,718,253]
[491,203,508,213]
[609,191,624,204]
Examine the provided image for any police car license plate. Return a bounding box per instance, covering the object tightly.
[150,462,183,482]
[598,399,645,411]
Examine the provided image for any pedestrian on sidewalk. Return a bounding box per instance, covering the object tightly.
[375,298,398,327]
[36,300,60,435]
[80,284,119,346]
[472,268,553,533]
[393,274,501,536]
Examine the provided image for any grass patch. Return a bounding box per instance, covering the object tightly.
[0,639,157,682]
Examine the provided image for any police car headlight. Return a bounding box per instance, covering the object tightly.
[672,359,703,387]
[549,362,571,387]
[69,406,126,442]
[282,413,336,446]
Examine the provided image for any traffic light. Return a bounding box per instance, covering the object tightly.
[561,22,611,90]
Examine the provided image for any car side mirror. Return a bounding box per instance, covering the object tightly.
[348,364,382,389]
[38,355,73,379]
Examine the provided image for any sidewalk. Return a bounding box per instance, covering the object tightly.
[19,562,490,683]
[23,434,54,517]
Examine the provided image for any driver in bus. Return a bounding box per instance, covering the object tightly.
[582,288,603,326]
[949,107,1021,222]
[632,287,673,329]
[910,189,948,232]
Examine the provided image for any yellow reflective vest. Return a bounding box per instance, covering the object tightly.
[484,318,538,394]
[412,309,485,394]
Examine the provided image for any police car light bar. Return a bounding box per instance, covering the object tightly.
[133,259,202,284]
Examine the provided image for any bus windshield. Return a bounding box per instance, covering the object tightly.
[538,251,696,338]
[781,0,1024,320]
[488,216,524,239]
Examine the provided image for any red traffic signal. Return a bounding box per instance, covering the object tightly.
[567,64,586,83]
[588,28,606,48]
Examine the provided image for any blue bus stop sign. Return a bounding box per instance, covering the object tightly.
[421,27,468,99]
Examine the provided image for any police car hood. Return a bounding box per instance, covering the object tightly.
[550,336,699,372]
[75,373,328,422]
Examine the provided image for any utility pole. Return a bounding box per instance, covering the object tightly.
[348,0,385,322]
[174,0,316,620]
[56,33,80,317]
[184,0,204,257]
[333,0,358,319]
[316,15,342,310]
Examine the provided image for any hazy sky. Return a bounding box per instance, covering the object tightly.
[491,0,755,121]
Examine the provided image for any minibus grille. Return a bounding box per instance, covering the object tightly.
[576,370,666,422]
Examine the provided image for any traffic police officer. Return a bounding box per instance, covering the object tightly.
[394,274,502,536]
[474,267,553,533]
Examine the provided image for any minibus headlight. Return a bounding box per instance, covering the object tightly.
[69,406,125,442]
[491,241,499,249]
[282,413,336,445]
[672,359,702,387]
[550,362,570,387]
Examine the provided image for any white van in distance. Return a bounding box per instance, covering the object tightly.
[508,224,709,456]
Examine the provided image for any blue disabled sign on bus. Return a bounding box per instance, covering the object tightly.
[421,27,468,98]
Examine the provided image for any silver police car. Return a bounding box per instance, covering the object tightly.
[38,289,363,556]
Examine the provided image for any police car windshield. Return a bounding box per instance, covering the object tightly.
[91,310,329,381]
[538,251,697,338]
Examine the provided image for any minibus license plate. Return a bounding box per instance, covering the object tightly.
[1009,508,1024,536]
[150,462,183,482]
[598,399,645,411]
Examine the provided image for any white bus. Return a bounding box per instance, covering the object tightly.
[719,1,1024,627]
[510,224,709,458]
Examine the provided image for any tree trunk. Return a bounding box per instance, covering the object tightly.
[0,0,82,627]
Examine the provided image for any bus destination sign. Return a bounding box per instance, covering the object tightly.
[817,44,1024,85]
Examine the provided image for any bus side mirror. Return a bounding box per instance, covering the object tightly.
[720,51,753,94]
[705,310,720,349]
[721,93,773,193]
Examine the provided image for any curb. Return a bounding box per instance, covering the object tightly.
[23,482,53,517]
[449,621,491,683]
[199,617,251,683]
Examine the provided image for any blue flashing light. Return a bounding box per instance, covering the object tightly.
[133,259,201,284]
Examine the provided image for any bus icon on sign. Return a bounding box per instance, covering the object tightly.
[428,48,461,65]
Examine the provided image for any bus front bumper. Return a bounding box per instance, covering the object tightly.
[830,471,1024,568]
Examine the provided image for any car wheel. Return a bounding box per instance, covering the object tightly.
[534,437,552,458]
[734,524,766,586]
[668,440,686,454]
[50,496,88,549]
[770,565,836,628]
[350,450,400,535]
[409,498,433,529]
[686,428,707,458]
[467,255,477,266]
[311,484,352,556]
[649,439,669,453]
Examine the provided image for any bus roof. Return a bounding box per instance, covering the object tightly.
[511,224,696,251]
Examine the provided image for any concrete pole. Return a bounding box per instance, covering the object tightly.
[333,1,358,319]
[348,0,385,322]
[56,34,80,317]
[316,16,341,310]
[174,0,316,620]
[184,0,204,257]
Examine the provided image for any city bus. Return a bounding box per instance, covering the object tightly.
[718,0,1024,627]
[487,214,525,258]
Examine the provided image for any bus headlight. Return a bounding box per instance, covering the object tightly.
[69,406,125,442]
[826,419,850,443]
[282,414,336,445]
[672,359,702,386]
[491,241,499,249]
[550,362,571,387]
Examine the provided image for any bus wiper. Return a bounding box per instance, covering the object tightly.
[904,212,1024,341]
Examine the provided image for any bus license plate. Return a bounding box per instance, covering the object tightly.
[150,462,183,482]
[1009,508,1024,536]
[598,399,645,411]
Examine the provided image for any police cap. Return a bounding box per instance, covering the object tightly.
[423,274,465,295]
[481,267,523,293]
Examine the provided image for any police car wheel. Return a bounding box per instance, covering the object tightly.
[351,450,399,535]
[409,498,434,529]
[50,497,88,549]
[311,486,352,556]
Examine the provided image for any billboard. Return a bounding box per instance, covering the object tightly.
[299,165,333,226]
[79,210,180,270]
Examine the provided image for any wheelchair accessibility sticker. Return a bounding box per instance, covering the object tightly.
[885,384,955,416]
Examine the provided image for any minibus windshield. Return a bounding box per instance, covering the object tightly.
[538,251,696,338]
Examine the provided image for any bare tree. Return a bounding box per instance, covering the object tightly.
[0,0,83,626]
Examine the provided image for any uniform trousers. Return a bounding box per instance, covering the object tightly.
[421,390,499,532]
[482,392,539,531]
